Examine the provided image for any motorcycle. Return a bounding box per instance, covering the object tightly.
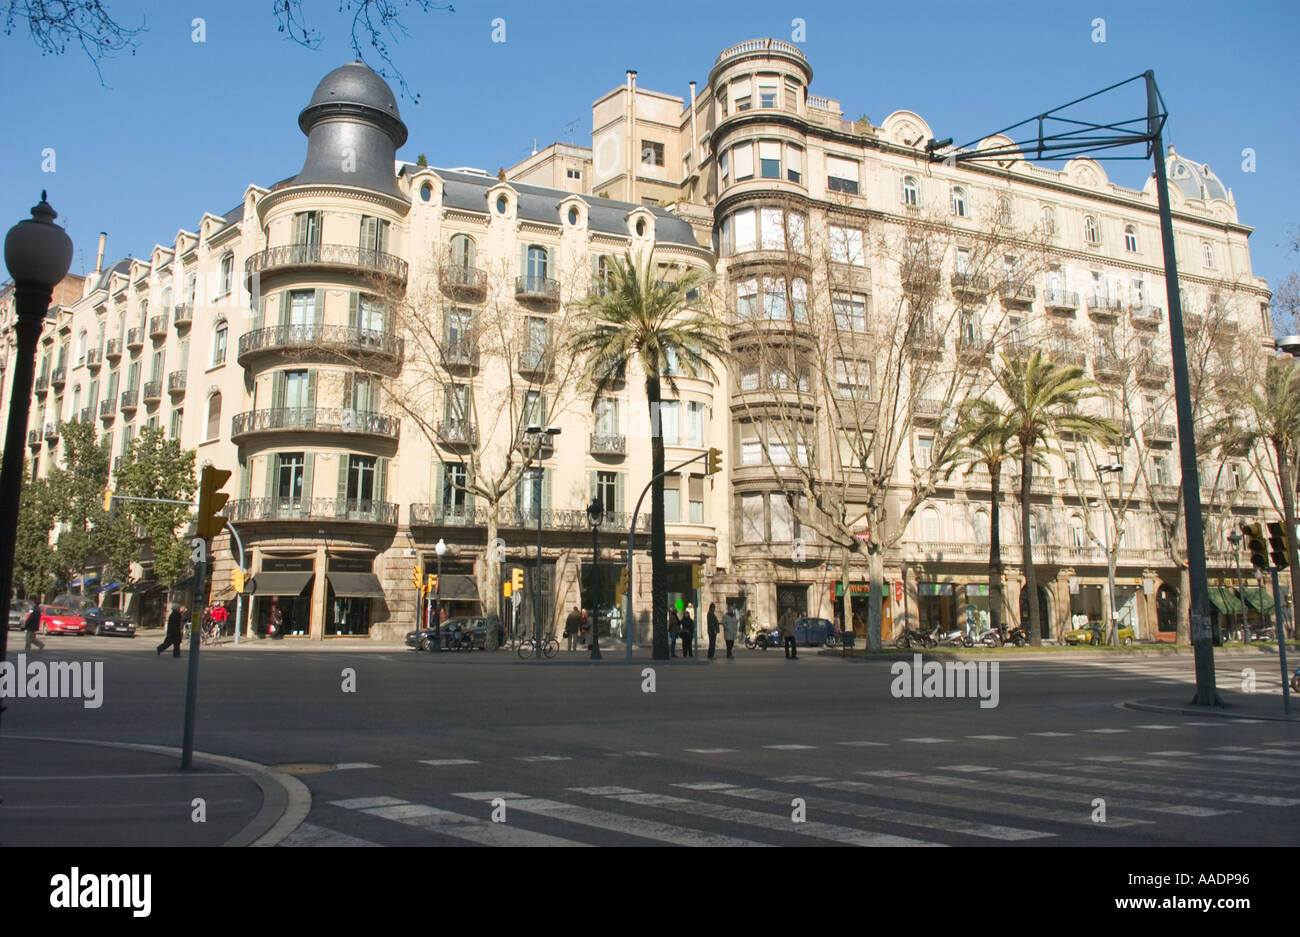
[1291,669,1300,693]
[894,626,935,649]
[998,625,1028,647]
[965,624,1003,647]
[935,627,967,648]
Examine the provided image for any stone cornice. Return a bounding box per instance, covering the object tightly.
[256,184,412,224]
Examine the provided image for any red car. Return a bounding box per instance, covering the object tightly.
[38,605,87,635]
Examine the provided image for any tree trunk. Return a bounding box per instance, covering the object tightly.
[1177,563,1191,646]
[840,546,852,645]
[649,376,668,659]
[483,506,500,650]
[867,547,883,651]
[1021,445,1042,646]
[1273,440,1299,639]
[988,460,1003,634]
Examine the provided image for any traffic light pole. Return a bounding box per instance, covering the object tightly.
[624,451,712,661]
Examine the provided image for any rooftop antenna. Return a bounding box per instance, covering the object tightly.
[563,118,579,145]
[531,138,537,155]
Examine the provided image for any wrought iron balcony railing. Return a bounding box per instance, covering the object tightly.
[514,275,560,303]
[228,497,400,525]
[999,281,1037,305]
[105,339,122,360]
[237,324,404,363]
[78,406,93,422]
[50,367,66,387]
[589,433,627,456]
[244,244,409,284]
[440,340,480,369]
[439,264,487,297]
[85,348,102,370]
[142,380,162,403]
[436,420,478,447]
[27,429,40,447]
[230,407,400,441]
[120,389,138,411]
[126,327,144,349]
[167,370,187,395]
[1131,305,1163,328]
[173,304,193,327]
[517,347,553,376]
[149,315,168,338]
[99,399,116,419]
[949,272,990,295]
[33,375,49,395]
[1044,289,1079,311]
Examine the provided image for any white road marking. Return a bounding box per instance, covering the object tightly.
[942,764,1300,807]
[279,822,381,847]
[967,735,1014,740]
[419,758,480,766]
[1084,728,1128,734]
[763,744,817,750]
[369,802,590,847]
[683,748,738,753]
[515,755,572,762]
[334,763,380,770]
[328,796,407,810]
[901,738,951,744]
[1029,732,1073,737]
[835,741,887,747]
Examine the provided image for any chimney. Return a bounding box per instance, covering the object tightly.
[94,232,107,276]
[627,70,638,204]
[688,81,699,186]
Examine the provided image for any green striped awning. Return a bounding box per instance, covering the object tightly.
[1206,587,1243,615]
[1241,586,1276,613]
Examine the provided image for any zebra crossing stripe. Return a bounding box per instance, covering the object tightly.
[901,772,1222,819]
[328,796,407,809]
[835,741,887,747]
[1075,757,1300,791]
[366,803,591,847]
[279,822,382,847]
[333,763,380,770]
[593,789,942,847]
[419,759,480,766]
[967,735,1014,740]
[515,755,572,762]
[688,783,1054,841]
[453,791,770,847]
[763,744,817,750]
[683,748,738,753]
[1029,732,1073,737]
[941,764,1300,807]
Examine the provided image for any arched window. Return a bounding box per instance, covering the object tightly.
[526,245,549,279]
[212,320,228,366]
[71,385,81,419]
[1084,215,1101,245]
[449,234,476,269]
[1203,242,1215,268]
[902,176,919,206]
[184,273,197,305]
[1124,225,1138,253]
[1068,515,1085,548]
[219,252,234,296]
[996,197,1012,225]
[161,287,172,309]
[1041,205,1056,235]
[205,391,222,441]
[951,186,967,217]
[922,507,940,542]
[76,330,87,364]
[973,509,990,545]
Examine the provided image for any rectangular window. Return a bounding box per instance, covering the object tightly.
[444,383,470,422]
[787,212,806,252]
[663,475,680,522]
[594,397,619,436]
[828,225,864,265]
[359,216,390,253]
[732,143,754,181]
[760,208,785,249]
[761,277,787,320]
[443,462,468,508]
[732,76,751,111]
[292,211,322,247]
[786,145,803,183]
[741,439,763,465]
[686,401,704,447]
[834,359,870,398]
[659,401,680,445]
[169,408,183,439]
[641,140,665,167]
[347,455,378,503]
[770,493,793,541]
[277,453,305,501]
[740,492,764,541]
[736,278,758,318]
[719,150,730,187]
[759,141,781,179]
[917,436,934,468]
[758,76,778,108]
[689,475,704,524]
[827,156,860,194]
[596,470,617,514]
[956,247,972,275]
[832,293,868,331]
[733,209,756,252]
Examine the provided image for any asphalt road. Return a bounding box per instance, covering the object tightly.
[4,635,1298,847]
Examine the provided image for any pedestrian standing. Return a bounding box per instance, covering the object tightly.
[706,603,720,659]
[722,607,739,658]
[668,608,680,657]
[779,607,798,659]
[23,604,44,651]
[564,606,582,651]
[680,606,696,657]
[157,604,186,657]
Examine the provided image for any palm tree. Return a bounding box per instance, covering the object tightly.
[1223,356,1300,637]
[571,251,726,659]
[954,398,1016,637]
[996,352,1119,646]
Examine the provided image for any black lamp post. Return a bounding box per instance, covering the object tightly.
[1228,529,1246,644]
[433,537,446,652]
[525,424,560,659]
[1,193,73,728]
[588,496,604,660]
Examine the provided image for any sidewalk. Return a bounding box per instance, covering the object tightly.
[0,735,308,846]
[1123,690,1299,723]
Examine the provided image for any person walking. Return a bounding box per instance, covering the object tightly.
[564,606,582,652]
[157,604,186,657]
[668,608,680,657]
[706,603,720,659]
[779,607,798,659]
[680,606,696,657]
[23,603,44,651]
[722,606,739,658]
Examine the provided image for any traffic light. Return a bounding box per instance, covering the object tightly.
[103,489,113,511]
[196,466,232,539]
[614,566,629,605]
[427,573,439,593]
[232,568,246,594]
[511,568,525,593]
[1243,523,1268,570]
[691,564,703,589]
[1267,521,1290,570]
[705,447,723,476]
[411,564,424,590]
[503,581,512,597]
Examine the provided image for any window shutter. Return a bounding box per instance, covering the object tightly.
[264,455,276,500]
[589,470,597,501]
[239,457,252,501]
[307,370,317,410]
[348,293,359,330]
[258,294,267,330]
[271,371,286,409]
[291,213,305,245]
[313,289,325,328]
[437,462,446,507]
[279,291,291,326]
[376,457,388,502]
[615,473,625,514]
[338,455,350,505]
[302,453,314,501]
[343,372,354,409]
[542,468,552,513]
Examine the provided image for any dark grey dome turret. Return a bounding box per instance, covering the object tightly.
[291,63,408,200]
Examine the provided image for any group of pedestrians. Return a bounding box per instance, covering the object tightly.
[667,603,743,659]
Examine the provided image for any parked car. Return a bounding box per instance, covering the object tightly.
[38,605,87,635]
[8,599,33,630]
[794,617,842,647]
[406,617,504,651]
[1064,620,1135,646]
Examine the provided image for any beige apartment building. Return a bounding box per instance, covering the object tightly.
[7,40,1279,642]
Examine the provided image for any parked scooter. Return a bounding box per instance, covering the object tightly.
[965,624,1003,647]
[935,626,967,648]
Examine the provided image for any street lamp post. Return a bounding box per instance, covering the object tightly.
[587,497,604,660]
[1096,464,1123,646]
[1228,529,1246,644]
[0,193,73,729]
[526,424,560,659]
[434,537,446,653]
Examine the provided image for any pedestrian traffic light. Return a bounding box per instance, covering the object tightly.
[1243,522,1268,570]
[196,466,232,539]
[1267,521,1290,570]
[691,564,703,589]
[706,447,723,476]
[411,564,424,590]
[511,568,525,593]
[103,489,113,511]
[232,568,246,594]
[427,573,439,593]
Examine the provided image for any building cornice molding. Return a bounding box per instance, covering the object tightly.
[256,184,412,225]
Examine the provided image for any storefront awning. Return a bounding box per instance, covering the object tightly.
[438,574,480,600]
[327,572,385,599]
[251,571,314,597]
[1241,586,1275,613]
[1207,587,1243,615]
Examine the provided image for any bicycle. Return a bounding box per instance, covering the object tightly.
[517,634,559,659]
[200,618,223,646]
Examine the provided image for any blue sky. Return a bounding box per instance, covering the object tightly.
[2,0,1297,298]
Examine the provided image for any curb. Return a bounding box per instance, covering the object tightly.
[824,646,1299,663]
[8,735,311,846]
[1119,699,1299,724]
